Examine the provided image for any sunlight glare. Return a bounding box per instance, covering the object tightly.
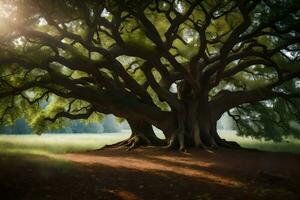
[0,1,17,35]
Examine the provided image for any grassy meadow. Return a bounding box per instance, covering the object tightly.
[220,131,300,154]
[0,131,299,200]
[0,130,299,156]
[0,132,130,156]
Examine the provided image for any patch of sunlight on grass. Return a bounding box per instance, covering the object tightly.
[0,132,130,155]
[1,131,300,156]
[219,130,300,153]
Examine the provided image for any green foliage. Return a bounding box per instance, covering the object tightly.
[232,80,300,142]
[0,0,299,143]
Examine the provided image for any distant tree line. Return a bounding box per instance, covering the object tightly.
[0,115,124,134]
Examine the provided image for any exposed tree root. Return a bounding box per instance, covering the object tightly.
[100,134,166,151]
[97,119,167,151]
[216,138,242,149]
[164,137,187,152]
[98,138,261,153]
[96,121,252,152]
[100,137,142,151]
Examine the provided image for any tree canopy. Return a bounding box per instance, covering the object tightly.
[0,0,299,150]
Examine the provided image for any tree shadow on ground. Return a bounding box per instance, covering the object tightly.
[0,148,300,200]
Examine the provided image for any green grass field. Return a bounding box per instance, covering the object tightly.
[220,130,300,153]
[0,131,299,200]
[0,131,299,156]
[0,132,130,156]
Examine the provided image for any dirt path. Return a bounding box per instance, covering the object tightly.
[1,148,300,200]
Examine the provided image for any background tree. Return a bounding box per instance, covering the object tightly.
[0,0,299,150]
[0,119,32,134]
[0,115,123,134]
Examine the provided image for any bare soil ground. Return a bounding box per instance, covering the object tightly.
[0,148,300,200]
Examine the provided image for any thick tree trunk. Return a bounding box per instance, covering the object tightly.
[181,81,216,149]
[183,104,241,150]
[165,80,242,151]
[103,81,242,151]
[165,81,217,150]
[103,119,166,150]
[165,105,218,151]
[127,119,166,147]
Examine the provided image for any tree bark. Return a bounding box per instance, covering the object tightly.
[170,80,242,150]
[103,119,166,150]
[103,83,242,151]
[166,81,217,150]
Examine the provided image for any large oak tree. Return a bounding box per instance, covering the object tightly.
[0,0,299,150]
